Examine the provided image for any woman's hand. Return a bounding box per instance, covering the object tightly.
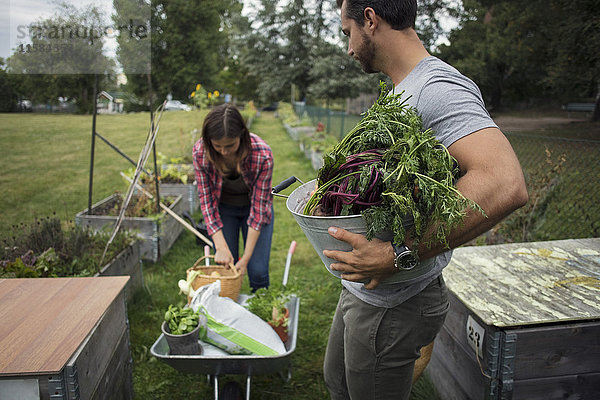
[234,256,250,276]
[212,230,234,265]
[214,246,234,266]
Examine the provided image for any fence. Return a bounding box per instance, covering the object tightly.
[291,104,600,242]
[504,133,600,241]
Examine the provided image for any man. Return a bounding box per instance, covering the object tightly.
[322,1,529,399]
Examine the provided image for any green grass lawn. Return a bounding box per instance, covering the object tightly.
[2,109,597,398]
[0,110,207,237]
[127,112,441,399]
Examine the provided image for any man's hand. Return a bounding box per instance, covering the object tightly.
[323,226,396,289]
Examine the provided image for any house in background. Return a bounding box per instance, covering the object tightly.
[97,91,124,113]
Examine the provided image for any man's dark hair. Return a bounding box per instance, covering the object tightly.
[336,0,417,30]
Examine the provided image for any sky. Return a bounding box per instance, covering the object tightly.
[0,0,264,62]
[1,0,120,60]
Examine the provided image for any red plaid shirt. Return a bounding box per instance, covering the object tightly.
[193,133,274,236]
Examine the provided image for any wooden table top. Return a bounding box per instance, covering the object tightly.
[0,277,129,376]
[444,238,600,328]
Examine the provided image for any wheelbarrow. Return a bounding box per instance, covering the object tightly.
[150,241,299,400]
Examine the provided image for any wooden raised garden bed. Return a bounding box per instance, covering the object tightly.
[75,194,184,263]
[96,240,142,302]
[0,277,133,400]
[155,182,198,215]
[427,238,600,400]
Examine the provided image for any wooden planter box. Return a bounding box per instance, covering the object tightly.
[95,240,142,302]
[283,123,314,141]
[155,182,199,215]
[427,238,600,400]
[0,277,133,400]
[75,194,184,263]
[310,149,324,170]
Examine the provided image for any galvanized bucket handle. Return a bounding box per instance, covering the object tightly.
[272,176,304,198]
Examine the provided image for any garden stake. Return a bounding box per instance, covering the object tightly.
[100,101,166,264]
[120,172,213,248]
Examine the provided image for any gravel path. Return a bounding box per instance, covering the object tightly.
[493,116,577,132]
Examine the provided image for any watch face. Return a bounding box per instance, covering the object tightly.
[397,252,417,270]
[392,243,418,271]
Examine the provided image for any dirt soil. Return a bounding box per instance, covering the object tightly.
[494,116,576,132]
[492,113,599,139]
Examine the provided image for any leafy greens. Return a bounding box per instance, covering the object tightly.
[303,81,485,254]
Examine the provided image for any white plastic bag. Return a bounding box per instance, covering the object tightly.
[189,281,286,355]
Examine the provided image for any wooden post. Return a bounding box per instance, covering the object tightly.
[87,74,98,214]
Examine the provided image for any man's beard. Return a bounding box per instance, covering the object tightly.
[355,30,378,74]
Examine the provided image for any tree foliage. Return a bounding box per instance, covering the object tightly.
[117,0,242,108]
[436,0,599,115]
[6,2,115,113]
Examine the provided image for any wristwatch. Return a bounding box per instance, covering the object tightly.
[391,242,418,271]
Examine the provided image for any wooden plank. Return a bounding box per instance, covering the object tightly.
[511,320,600,380]
[512,371,600,400]
[67,290,127,400]
[428,327,489,400]
[0,277,128,376]
[439,291,497,367]
[97,240,142,301]
[91,328,133,400]
[445,238,600,327]
[427,292,497,400]
[76,194,185,262]
[159,182,199,214]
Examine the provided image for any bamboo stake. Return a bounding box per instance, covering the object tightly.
[120,172,213,248]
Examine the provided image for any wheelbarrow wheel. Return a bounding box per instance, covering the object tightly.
[219,381,244,400]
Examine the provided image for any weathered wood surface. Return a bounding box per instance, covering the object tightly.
[428,292,492,400]
[158,182,199,215]
[90,327,134,400]
[444,238,600,327]
[75,194,185,262]
[96,240,142,301]
[0,277,128,376]
[512,372,600,400]
[66,289,127,400]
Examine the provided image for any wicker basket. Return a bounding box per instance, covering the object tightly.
[186,255,242,302]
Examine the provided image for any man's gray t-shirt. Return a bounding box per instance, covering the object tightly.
[342,56,498,308]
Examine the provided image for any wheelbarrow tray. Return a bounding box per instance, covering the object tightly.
[150,296,299,376]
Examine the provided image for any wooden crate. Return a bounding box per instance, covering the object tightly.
[427,238,600,400]
[96,240,142,302]
[0,277,133,400]
[75,194,184,262]
[157,182,199,215]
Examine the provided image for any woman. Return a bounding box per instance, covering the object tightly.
[193,104,274,292]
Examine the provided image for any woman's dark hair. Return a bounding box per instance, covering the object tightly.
[202,103,251,174]
[337,0,417,30]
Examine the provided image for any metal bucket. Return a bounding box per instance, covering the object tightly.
[286,179,435,284]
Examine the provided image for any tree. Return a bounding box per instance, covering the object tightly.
[542,0,600,120]
[0,59,21,112]
[116,0,241,108]
[7,2,115,113]
[417,0,462,51]
[437,0,600,115]
[307,39,382,104]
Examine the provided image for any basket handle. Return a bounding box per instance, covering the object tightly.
[228,262,241,277]
[197,254,241,277]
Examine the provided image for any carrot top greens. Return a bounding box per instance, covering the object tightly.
[303,81,485,254]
